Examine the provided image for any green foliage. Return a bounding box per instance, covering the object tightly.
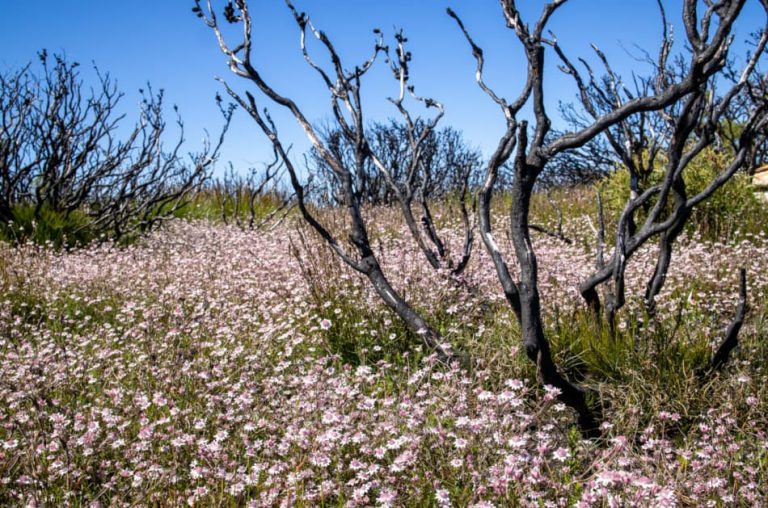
[315,296,422,366]
[0,189,291,249]
[173,188,287,224]
[545,303,766,439]
[0,204,96,248]
[598,147,765,241]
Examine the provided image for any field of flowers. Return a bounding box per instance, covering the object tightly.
[1,210,767,506]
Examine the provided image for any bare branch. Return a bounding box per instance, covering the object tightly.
[710,268,748,371]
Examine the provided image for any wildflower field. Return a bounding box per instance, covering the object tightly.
[1,207,768,507]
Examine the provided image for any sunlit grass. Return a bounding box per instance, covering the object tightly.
[1,194,768,505]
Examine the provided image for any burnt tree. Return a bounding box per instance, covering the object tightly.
[197,0,767,434]
[195,0,463,365]
[0,52,233,243]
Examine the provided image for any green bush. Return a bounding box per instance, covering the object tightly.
[0,204,96,248]
[172,189,288,224]
[599,147,765,241]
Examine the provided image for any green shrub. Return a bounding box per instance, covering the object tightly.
[173,189,288,224]
[598,147,765,241]
[0,204,96,248]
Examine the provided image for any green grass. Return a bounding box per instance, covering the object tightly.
[174,188,288,224]
[0,204,96,248]
[3,173,768,504]
[0,187,290,249]
[292,192,768,445]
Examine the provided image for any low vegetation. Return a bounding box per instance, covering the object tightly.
[2,0,767,505]
[1,200,767,505]
[0,53,232,248]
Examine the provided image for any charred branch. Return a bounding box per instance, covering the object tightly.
[199,0,461,365]
[710,268,748,372]
[450,0,763,433]
[0,53,228,244]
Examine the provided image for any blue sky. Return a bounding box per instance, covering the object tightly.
[1,1,765,176]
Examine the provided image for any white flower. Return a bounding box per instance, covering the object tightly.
[552,447,569,462]
[435,488,452,507]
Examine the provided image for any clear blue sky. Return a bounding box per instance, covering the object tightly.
[1,1,765,176]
